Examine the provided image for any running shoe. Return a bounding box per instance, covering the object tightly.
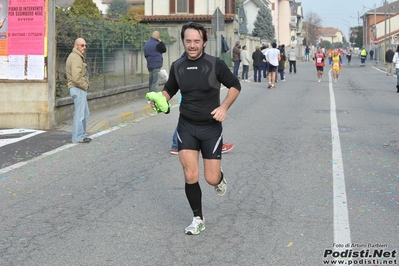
[170,149,178,155]
[221,143,234,154]
[215,169,227,196]
[185,216,205,235]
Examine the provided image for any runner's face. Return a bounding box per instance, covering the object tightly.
[183,28,206,60]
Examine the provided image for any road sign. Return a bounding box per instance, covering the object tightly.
[211,7,225,32]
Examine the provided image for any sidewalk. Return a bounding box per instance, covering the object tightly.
[58,92,181,134]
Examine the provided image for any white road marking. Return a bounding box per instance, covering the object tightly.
[0,117,145,175]
[329,70,351,250]
[371,65,393,75]
[0,129,45,148]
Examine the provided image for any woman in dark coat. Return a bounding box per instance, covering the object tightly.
[252,45,265,82]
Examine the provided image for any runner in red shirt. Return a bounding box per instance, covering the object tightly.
[314,47,325,83]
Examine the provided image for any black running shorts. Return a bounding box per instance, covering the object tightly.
[268,64,278,73]
[177,117,223,160]
[316,66,324,72]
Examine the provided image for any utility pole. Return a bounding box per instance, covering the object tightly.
[365,15,367,48]
[384,0,387,63]
[389,8,391,41]
[374,3,376,62]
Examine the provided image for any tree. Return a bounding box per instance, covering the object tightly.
[333,42,344,49]
[235,0,242,14]
[322,40,331,49]
[127,4,144,16]
[107,0,130,19]
[304,11,322,46]
[69,0,102,20]
[57,0,103,48]
[252,5,275,41]
[350,26,363,47]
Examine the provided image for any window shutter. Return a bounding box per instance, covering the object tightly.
[170,0,176,14]
[225,0,235,14]
[189,0,194,14]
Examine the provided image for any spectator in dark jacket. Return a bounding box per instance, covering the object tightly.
[369,49,374,60]
[252,45,265,82]
[385,47,395,76]
[144,31,167,92]
[277,45,286,82]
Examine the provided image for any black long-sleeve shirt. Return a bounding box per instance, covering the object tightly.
[164,53,241,125]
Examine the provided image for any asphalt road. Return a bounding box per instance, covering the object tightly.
[0,60,398,266]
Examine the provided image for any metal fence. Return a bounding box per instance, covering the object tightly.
[56,17,235,98]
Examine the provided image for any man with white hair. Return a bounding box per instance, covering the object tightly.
[288,46,297,74]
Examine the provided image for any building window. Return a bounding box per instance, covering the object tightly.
[177,0,188,13]
[170,0,194,14]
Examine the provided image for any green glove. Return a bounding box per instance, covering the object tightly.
[145,91,171,114]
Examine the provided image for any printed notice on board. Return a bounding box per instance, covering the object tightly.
[27,55,44,79]
[8,55,24,79]
[0,55,8,78]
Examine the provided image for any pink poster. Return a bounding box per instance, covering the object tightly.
[7,0,45,55]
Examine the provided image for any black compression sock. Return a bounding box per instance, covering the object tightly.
[185,182,202,219]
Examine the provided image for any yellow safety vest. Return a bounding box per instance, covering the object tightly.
[361,49,367,56]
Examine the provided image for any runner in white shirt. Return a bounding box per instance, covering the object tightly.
[266,42,280,89]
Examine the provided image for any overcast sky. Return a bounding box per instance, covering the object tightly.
[298,0,390,39]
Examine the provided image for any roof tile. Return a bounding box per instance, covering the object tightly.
[136,14,235,22]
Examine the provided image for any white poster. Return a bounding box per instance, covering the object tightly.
[8,55,25,79]
[0,55,8,79]
[27,55,44,80]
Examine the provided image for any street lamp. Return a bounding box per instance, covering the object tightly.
[343,20,350,44]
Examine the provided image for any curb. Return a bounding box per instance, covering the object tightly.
[87,105,155,134]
